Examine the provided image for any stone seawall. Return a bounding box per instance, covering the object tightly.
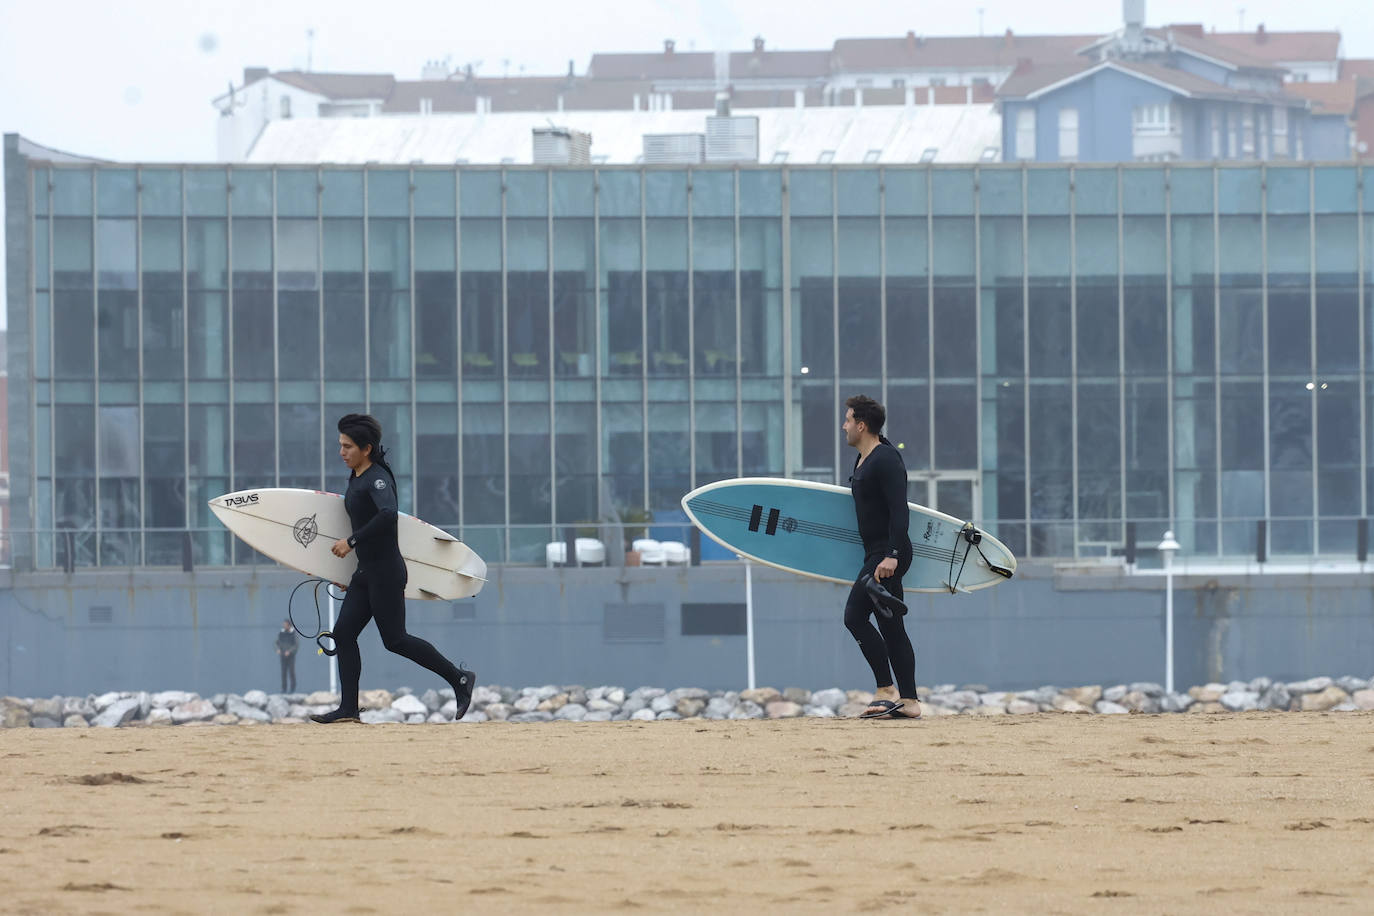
[4,676,1373,728]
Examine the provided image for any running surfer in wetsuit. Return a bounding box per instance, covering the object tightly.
[842,395,920,720]
[311,414,476,724]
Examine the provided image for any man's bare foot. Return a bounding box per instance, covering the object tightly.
[890,697,922,719]
[862,687,902,717]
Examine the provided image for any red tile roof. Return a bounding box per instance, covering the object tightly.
[268,71,397,99]
[998,57,1304,106]
[1285,79,1358,115]
[1202,28,1341,63]
[588,51,715,81]
[1340,59,1374,80]
[832,33,1095,71]
[728,50,832,80]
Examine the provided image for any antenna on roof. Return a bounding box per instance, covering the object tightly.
[306,28,315,72]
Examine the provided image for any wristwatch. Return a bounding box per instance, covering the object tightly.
[346,535,357,549]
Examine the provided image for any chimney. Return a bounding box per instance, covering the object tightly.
[753,36,765,54]
[243,66,269,86]
[567,59,575,78]
[664,39,675,55]
[1004,28,1014,48]
[1123,0,1145,51]
[1257,23,1267,43]
[906,30,916,51]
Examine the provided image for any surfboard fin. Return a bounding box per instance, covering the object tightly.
[942,581,973,595]
[433,534,459,543]
[418,588,442,599]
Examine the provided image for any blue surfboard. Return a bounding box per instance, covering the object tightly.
[681,477,1017,593]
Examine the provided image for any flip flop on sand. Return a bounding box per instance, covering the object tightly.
[859,699,905,719]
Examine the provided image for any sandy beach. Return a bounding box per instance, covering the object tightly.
[3,711,1373,914]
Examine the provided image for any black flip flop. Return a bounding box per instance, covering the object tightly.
[860,574,908,619]
[858,699,905,719]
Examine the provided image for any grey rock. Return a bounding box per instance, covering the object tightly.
[729,701,765,720]
[533,685,560,701]
[440,699,458,719]
[1286,676,1333,694]
[979,692,1010,708]
[621,697,647,715]
[1260,684,1293,711]
[1094,701,1129,715]
[145,708,173,726]
[1220,690,1260,712]
[1006,699,1039,715]
[1119,691,1159,714]
[782,687,812,705]
[765,700,805,719]
[471,686,502,707]
[93,691,124,712]
[1159,693,1194,713]
[959,684,990,694]
[394,686,414,697]
[1018,686,1059,705]
[630,709,656,721]
[605,688,626,705]
[1336,676,1368,694]
[210,693,227,708]
[171,699,219,723]
[810,688,848,710]
[426,712,448,724]
[509,711,555,723]
[63,696,97,718]
[361,708,406,724]
[459,710,488,723]
[1332,702,1359,712]
[242,690,269,708]
[1248,676,1273,693]
[151,690,194,709]
[63,714,90,728]
[1128,682,1165,698]
[927,690,979,711]
[30,717,62,728]
[226,698,271,722]
[512,696,541,713]
[632,687,665,701]
[567,687,588,706]
[586,686,606,701]
[803,705,837,718]
[392,695,429,716]
[650,695,676,713]
[1102,685,1128,703]
[676,698,706,718]
[484,703,512,721]
[420,689,442,712]
[30,697,63,720]
[930,684,957,694]
[498,686,519,704]
[586,698,619,713]
[1225,680,1250,694]
[554,703,588,722]
[583,711,614,722]
[703,697,735,719]
[93,697,141,728]
[670,687,711,702]
[656,710,682,720]
[612,710,634,721]
[287,704,312,719]
[404,713,427,724]
[266,696,291,720]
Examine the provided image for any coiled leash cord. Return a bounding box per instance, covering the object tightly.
[947,523,1016,594]
[287,577,346,657]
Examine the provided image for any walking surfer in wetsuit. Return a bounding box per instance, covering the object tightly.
[310,414,476,724]
[842,395,920,720]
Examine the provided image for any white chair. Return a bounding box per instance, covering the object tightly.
[660,541,690,565]
[574,537,606,566]
[632,538,666,565]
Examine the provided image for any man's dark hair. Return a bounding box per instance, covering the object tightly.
[845,394,885,436]
[338,413,397,485]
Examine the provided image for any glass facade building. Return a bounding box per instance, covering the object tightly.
[6,156,1374,568]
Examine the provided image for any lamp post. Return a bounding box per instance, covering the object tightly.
[741,557,756,691]
[1157,530,1181,694]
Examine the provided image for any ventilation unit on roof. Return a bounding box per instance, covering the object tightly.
[533,126,592,165]
[643,133,706,164]
[705,115,759,162]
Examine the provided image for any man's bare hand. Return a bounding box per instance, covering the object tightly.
[874,557,898,580]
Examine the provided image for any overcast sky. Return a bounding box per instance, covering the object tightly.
[3,0,1373,329]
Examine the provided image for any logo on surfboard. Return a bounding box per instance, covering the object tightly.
[292,514,319,549]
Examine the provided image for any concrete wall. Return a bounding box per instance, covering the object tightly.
[2,562,1371,698]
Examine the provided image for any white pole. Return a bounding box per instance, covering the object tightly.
[1164,553,1174,695]
[328,590,338,696]
[744,559,756,691]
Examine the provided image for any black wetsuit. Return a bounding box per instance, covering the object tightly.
[843,438,918,698]
[328,463,470,716]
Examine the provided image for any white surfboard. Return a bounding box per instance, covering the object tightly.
[209,488,486,601]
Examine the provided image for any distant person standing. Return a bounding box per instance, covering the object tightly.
[275,620,298,693]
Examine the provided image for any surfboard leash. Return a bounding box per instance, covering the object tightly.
[287,578,346,657]
[946,523,1015,594]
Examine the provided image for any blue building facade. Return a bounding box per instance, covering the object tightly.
[5,135,1374,573]
[998,34,1350,163]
